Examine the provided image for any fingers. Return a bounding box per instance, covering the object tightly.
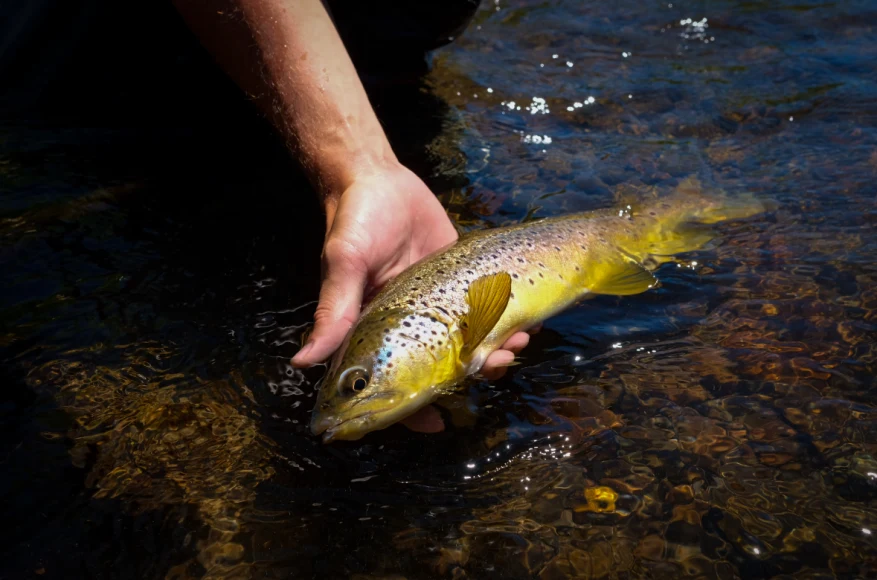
[501,331,530,353]
[399,405,445,433]
[291,239,366,367]
[480,349,516,380]
[479,331,531,380]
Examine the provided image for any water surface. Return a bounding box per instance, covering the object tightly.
[2,0,876,578]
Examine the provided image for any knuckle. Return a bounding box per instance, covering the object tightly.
[322,237,353,263]
[312,303,335,325]
[323,237,366,274]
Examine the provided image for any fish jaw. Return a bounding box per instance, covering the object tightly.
[311,385,442,442]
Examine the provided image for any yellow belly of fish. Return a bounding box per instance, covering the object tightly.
[465,265,587,372]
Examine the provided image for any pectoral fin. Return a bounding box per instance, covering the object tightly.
[461,272,512,356]
[591,258,659,296]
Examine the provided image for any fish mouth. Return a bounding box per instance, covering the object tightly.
[310,389,436,443]
[311,411,373,443]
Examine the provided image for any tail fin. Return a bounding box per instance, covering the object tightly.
[618,176,772,262]
[673,176,772,225]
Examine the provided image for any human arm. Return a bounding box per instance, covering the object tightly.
[172,0,531,425]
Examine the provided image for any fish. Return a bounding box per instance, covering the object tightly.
[310,177,768,442]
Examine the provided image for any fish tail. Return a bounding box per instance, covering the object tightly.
[623,175,772,260]
[671,175,771,224]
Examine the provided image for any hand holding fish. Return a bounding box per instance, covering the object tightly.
[291,161,534,432]
[174,0,527,433]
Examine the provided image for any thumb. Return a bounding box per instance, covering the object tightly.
[292,239,366,367]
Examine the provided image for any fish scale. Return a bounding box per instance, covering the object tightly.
[311,177,768,442]
[372,216,622,362]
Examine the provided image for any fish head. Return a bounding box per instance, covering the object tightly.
[311,308,459,442]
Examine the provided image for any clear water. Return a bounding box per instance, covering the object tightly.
[2,0,876,578]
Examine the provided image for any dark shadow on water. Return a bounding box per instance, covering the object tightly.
[1,1,487,577]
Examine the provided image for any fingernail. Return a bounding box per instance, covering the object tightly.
[291,342,314,367]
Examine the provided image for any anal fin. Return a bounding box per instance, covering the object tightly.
[591,258,659,296]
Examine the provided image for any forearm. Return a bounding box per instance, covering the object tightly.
[174,0,397,215]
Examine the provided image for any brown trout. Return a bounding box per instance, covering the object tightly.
[311,178,767,442]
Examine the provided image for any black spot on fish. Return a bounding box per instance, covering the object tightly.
[385,336,391,342]
[383,328,390,333]
[539,272,544,278]
[437,269,445,274]
[415,334,420,339]
[357,338,364,344]
[415,276,422,280]
[439,289,446,294]
[387,363,393,368]
[403,322,411,327]
[510,292,515,299]
[529,279,535,285]
[512,273,519,279]
[555,246,561,251]
[517,257,524,263]
[407,300,415,306]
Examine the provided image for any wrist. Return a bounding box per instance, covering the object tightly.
[314,142,398,201]
[315,145,402,225]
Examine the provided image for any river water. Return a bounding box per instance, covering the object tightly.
[2,0,876,578]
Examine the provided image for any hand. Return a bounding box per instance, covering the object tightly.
[290,161,532,431]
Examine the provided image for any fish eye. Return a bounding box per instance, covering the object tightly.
[340,368,370,395]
